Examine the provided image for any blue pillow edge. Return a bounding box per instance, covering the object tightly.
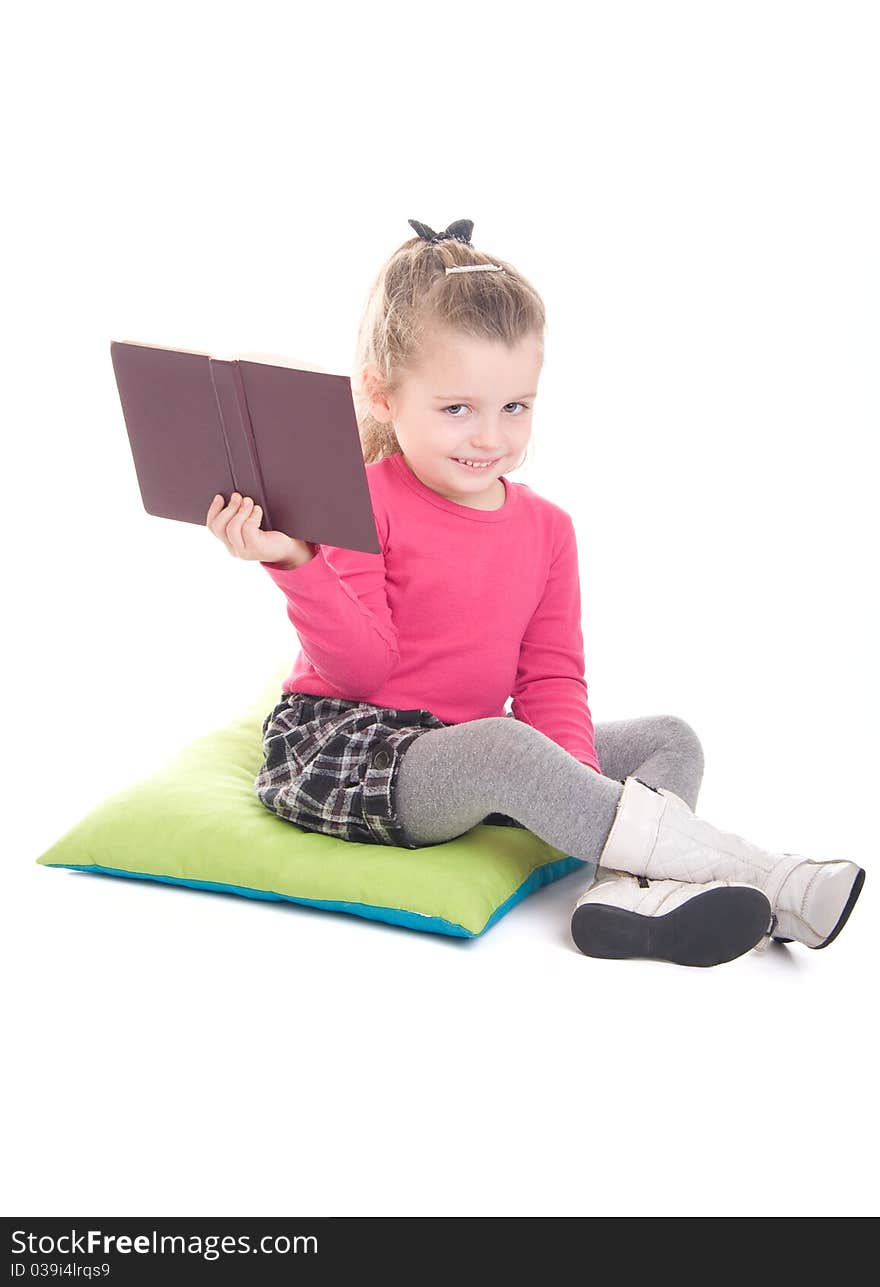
[480,854,590,934]
[37,855,589,938]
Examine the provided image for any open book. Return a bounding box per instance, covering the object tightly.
[110,339,381,554]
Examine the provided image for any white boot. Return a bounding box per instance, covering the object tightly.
[571,866,773,967]
[599,777,866,950]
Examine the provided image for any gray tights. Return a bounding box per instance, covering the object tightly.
[394,714,705,859]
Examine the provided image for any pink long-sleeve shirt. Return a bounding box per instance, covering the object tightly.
[260,451,601,771]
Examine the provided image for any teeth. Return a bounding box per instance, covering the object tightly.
[455,458,493,468]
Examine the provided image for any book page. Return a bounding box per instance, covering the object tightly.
[112,340,331,374]
[233,351,332,373]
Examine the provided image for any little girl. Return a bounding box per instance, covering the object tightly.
[207,216,865,968]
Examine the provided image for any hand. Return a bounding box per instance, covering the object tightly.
[206,493,315,567]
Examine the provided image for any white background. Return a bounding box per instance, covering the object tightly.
[3,0,877,1218]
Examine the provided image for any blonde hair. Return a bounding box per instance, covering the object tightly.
[351,230,546,466]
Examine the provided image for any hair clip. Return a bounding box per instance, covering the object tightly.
[408,218,474,245]
[444,264,504,275]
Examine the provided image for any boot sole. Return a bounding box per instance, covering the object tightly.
[570,886,772,968]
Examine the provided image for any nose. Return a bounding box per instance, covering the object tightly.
[466,422,506,453]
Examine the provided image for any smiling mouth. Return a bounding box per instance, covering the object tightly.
[452,457,500,469]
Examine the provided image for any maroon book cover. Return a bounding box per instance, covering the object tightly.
[110,339,381,554]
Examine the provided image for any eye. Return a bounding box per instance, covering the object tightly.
[442,402,531,417]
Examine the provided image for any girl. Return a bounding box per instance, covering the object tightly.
[207,217,865,968]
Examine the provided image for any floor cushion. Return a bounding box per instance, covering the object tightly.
[35,666,588,937]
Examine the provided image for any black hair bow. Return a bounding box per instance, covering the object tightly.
[408,218,474,245]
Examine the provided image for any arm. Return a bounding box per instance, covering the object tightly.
[260,535,400,699]
[510,514,602,772]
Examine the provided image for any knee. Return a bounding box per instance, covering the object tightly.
[476,715,532,746]
[656,715,705,772]
[445,715,571,776]
[468,715,541,765]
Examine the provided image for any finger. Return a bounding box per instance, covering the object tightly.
[227,496,253,554]
[206,494,225,524]
[212,493,242,541]
[242,505,263,550]
[208,492,239,535]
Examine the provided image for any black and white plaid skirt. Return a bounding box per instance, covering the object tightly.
[253,690,524,848]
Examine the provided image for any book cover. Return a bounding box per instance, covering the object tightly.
[110,339,381,554]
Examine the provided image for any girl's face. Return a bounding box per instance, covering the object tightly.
[365,328,543,507]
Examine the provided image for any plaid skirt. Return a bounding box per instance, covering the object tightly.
[253,690,524,848]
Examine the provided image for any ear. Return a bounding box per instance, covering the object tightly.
[356,362,394,423]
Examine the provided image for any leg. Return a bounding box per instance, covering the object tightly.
[395,713,702,857]
[597,773,866,950]
[594,715,705,811]
[394,716,778,967]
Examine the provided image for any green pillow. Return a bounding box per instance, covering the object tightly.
[35,666,587,937]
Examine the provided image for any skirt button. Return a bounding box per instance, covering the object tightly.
[371,746,391,769]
